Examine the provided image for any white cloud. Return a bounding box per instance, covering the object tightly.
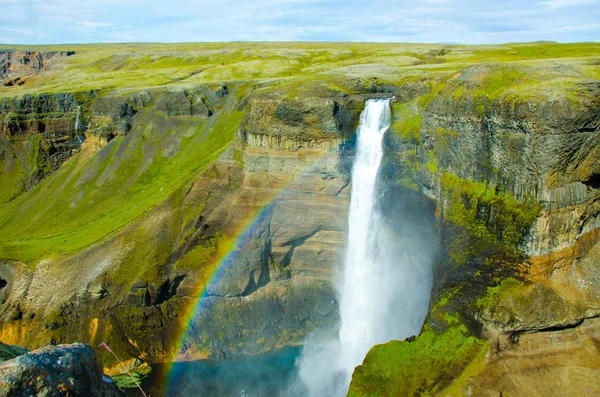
[75,21,117,28]
[557,23,600,31]
[540,0,598,8]
[0,28,35,36]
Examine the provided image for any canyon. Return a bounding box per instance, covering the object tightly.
[0,42,599,396]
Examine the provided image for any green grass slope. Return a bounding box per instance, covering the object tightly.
[0,86,246,264]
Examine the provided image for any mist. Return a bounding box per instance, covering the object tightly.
[291,99,436,397]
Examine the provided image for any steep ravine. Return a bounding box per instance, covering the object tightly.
[0,62,598,396]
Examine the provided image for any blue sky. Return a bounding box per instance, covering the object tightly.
[0,0,598,44]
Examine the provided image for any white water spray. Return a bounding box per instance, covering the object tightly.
[295,99,433,397]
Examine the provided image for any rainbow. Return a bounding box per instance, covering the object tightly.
[163,146,346,393]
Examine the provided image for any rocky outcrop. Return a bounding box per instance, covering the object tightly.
[239,95,363,150]
[0,343,123,396]
[0,93,81,136]
[386,64,600,326]
[155,89,212,116]
[153,94,362,359]
[0,50,75,83]
[469,317,600,396]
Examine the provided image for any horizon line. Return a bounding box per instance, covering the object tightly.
[1,39,599,48]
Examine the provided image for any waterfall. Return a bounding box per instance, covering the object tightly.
[339,99,393,366]
[294,99,433,397]
[74,106,84,144]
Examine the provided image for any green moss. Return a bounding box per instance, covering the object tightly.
[441,173,543,267]
[347,325,487,397]
[476,277,525,312]
[348,280,489,397]
[0,145,27,204]
[478,66,525,99]
[390,93,431,144]
[111,363,152,390]
[174,232,229,272]
[397,176,419,191]
[425,150,438,174]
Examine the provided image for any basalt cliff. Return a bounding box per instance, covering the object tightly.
[0,42,599,396]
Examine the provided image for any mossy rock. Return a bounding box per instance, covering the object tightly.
[477,278,587,331]
[348,325,487,397]
[440,173,543,268]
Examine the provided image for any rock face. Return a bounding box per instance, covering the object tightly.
[418,70,600,329]
[470,317,600,396]
[155,89,212,116]
[149,93,364,359]
[0,87,365,368]
[0,50,75,83]
[349,64,600,396]
[240,95,363,149]
[0,343,123,396]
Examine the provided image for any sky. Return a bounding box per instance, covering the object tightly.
[0,0,598,44]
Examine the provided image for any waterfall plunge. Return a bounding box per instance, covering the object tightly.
[295,99,433,397]
[74,105,84,144]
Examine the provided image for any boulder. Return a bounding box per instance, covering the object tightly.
[0,343,124,396]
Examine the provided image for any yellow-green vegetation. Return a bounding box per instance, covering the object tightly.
[0,133,60,204]
[1,42,598,98]
[233,148,245,168]
[391,100,423,143]
[0,90,245,264]
[349,284,489,397]
[476,277,525,312]
[425,150,438,174]
[0,142,27,203]
[111,363,152,390]
[441,173,543,267]
[348,323,487,397]
[174,232,233,272]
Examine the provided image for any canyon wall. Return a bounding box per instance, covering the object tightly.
[349,65,600,396]
[0,85,365,372]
